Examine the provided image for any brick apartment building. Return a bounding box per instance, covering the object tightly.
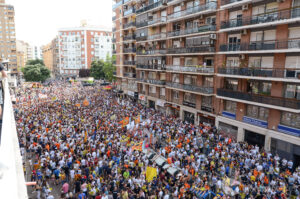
[58,26,112,77]
[42,37,59,76]
[113,0,300,163]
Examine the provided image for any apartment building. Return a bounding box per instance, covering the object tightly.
[113,0,300,163]
[58,26,112,77]
[0,0,17,75]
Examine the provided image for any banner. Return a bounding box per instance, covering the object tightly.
[146,167,157,182]
[83,99,90,107]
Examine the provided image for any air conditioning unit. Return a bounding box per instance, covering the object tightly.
[240,54,245,59]
[242,4,248,11]
[241,29,247,35]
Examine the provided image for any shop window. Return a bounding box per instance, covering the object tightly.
[224,101,237,113]
[281,112,300,129]
[246,105,269,121]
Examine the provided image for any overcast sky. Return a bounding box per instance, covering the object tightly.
[6,0,113,46]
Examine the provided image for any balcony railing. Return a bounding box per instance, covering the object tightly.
[123,34,136,41]
[221,7,300,29]
[137,49,167,55]
[148,32,167,40]
[124,8,136,16]
[124,60,136,65]
[168,25,216,38]
[218,67,300,79]
[219,39,300,52]
[124,72,136,78]
[0,79,27,198]
[137,79,166,85]
[167,82,214,94]
[112,16,116,21]
[166,65,214,73]
[167,46,215,54]
[123,0,132,4]
[123,21,136,29]
[136,16,167,28]
[112,27,116,32]
[113,0,123,9]
[217,89,300,109]
[137,64,166,70]
[136,35,148,41]
[168,2,217,21]
[136,0,164,14]
[123,47,137,53]
[183,101,196,108]
[221,0,245,6]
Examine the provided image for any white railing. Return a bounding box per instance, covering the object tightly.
[0,79,27,198]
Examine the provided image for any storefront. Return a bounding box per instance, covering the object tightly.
[184,111,195,124]
[245,130,265,148]
[149,100,155,109]
[198,113,215,127]
[218,122,238,140]
[138,94,147,106]
[156,99,166,114]
[165,103,180,118]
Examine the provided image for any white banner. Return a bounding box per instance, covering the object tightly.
[156,100,165,107]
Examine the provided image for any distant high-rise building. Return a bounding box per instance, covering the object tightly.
[16,40,31,69]
[42,36,59,76]
[0,0,17,75]
[58,26,112,77]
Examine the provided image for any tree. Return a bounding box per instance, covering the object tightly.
[79,69,90,77]
[26,59,44,66]
[22,64,50,82]
[103,55,116,82]
[90,60,105,80]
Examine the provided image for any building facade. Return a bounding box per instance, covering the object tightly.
[16,40,31,69]
[58,26,112,77]
[42,43,54,73]
[0,0,17,75]
[112,0,300,163]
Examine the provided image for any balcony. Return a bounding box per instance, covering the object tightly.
[124,8,136,16]
[166,65,214,74]
[113,0,123,10]
[0,79,27,198]
[112,27,116,32]
[124,72,136,78]
[167,46,215,54]
[123,21,136,29]
[137,64,166,70]
[136,35,148,41]
[124,0,133,4]
[124,60,136,65]
[219,39,300,53]
[136,0,164,14]
[137,79,166,85]
[136,16,167,28]
[112,16,116,21]
[166,82,214,95]
[123,47,136,53]
[168,25,216,38]
[137,49,167,55]
[220,7,300,31]
[217,89,300,110]
[123,34,136,41]
[147,32,167,41]
[218,67,300,82]
[168,2,217,22]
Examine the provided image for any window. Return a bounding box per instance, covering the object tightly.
[226,57,239,67]
[246,105,269,121]
[149,86,156,94]
[225,79,238,91]
[148,72,156,79]
[281,112,300,128]
[224,101,237,113]
[203,77,213,87]
[160,87,165,96]
[202,96,212,108]
[184,93,196,103]
[184,75,197,85]
[248,81,271,95]
[284,84,300,100]
[285,56,300,68]
[172,91,179,99]
[172,74,180,83]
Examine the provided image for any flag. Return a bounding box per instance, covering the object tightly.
[146,167,157,182]
[75,103,81,107]
[83,99,89,107]
[51,96,57,101]
[84,131,87,143]
[131,141,143,151]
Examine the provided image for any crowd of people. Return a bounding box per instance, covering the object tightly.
[14,81,300,199]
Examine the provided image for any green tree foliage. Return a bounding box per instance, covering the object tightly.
[90,60,105,80]
[103,55,116,82]
[90,56,116,81]
[26,59,44,66]
[22,64,50,82]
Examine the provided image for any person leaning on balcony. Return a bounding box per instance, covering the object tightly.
[0,63,7,121]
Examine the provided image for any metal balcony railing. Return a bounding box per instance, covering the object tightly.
[166,65,214,73]
[168,2,217,20]
[113,0,123,9]
[167,82,214,94]
[220,39,300,52]
[218,67,300,79]
[136,0,164,14]
[136,16,167,28]
[137,64,166,70]
[167,46,215,54]
[124,60,136,65]
[137,79,166,85]
[123,47,137,53]
[168,25,216,37]
[0,79,27,198]
[136,35,148,41]
[221,7,300,29]
[124,72,136,78]
[123,21,136,29]
[147,32,167,40]
[137,49,167,55]
[123,34,136,41]
[217,89,300,109]
[123,0,132,4]
[221,0,246,6]
[124,8,136,16]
